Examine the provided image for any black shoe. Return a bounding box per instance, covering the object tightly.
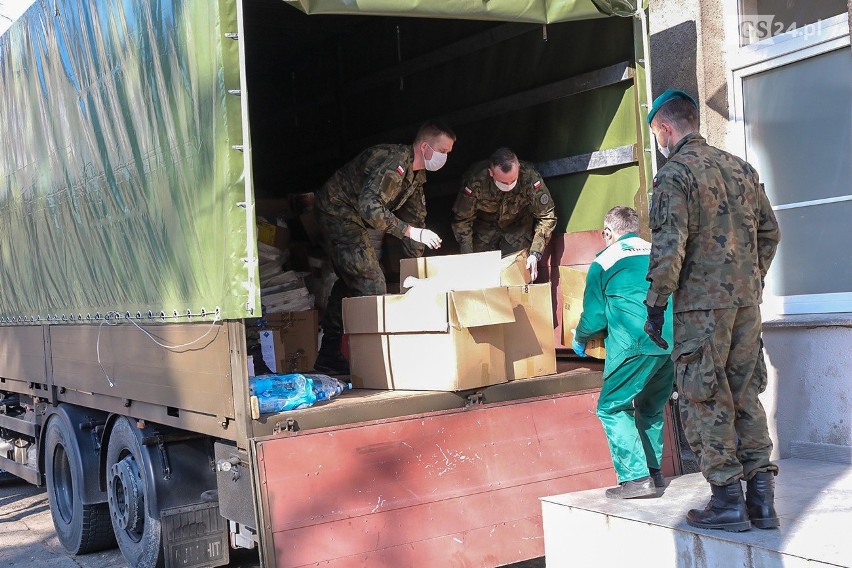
[746,471,780,529]
[605,476,657,499]
[649,467,666,488]
[314,350,350,376]
[687,482,751,532]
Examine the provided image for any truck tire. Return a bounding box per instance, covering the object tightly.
[106,417,165,568]
[44,418,116,554]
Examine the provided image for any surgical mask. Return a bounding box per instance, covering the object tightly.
[659,144,671,159]
[494,179,517,192]
[423,143,447,171]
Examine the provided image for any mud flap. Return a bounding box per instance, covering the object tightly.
[161,502,229,568]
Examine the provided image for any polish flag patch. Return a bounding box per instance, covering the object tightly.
[396,165,405,175]
[463,186,473,195]
[533,180,542,189]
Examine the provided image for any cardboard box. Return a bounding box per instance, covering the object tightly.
[500,251,532,286]
[259,310,319,373]
[257,220,291,252]
[558,267,606,359]
[400,251,501,292]
[343,287,514,390]
[505,283,557,379]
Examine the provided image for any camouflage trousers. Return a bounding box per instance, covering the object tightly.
[673,306,778,485]
[472,221,533,256]
[316,208,386,338]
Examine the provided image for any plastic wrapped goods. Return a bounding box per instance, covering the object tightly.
[250,373,351,413]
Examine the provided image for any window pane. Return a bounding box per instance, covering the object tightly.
[743,48,852,205]
[739,0,846,45]
[766,201,852,297]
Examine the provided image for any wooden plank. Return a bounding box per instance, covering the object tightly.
[353,61,635,149]
[256,390,616,567]
[345,23,536,96]
[535,144,638,177]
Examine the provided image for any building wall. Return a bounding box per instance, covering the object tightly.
[763,325,852,456]
[648,0,852,463]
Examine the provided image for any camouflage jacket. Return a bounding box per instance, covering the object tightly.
[646,133,781,312]
[316,144,427,242]
[451,160,556,255]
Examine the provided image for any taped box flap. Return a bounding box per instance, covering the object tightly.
[400,251,501,292]
[343,291,448,334]
[449,287,515,328]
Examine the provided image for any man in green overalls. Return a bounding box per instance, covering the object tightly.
[574,206,674,499]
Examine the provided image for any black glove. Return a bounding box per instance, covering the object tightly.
[644,303,669,350]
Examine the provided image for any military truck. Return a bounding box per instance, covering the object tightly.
[0,1,672,567]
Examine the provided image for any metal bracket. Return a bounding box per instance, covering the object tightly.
[465,391,485,407]
[273,418,299,434]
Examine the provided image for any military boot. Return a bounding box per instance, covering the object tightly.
[314,335,350,376]
[686,482,751,532]
[746,471,780,529]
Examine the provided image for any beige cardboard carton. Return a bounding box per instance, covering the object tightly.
[259,310,319,372]
[558,266,606,359]
[399,251,502,292]
[343,286,514,390]
[505,283,556,380]
[500,251,533,286]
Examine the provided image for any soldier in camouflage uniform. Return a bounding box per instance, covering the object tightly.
[314,121,456,375]
[451,147,556,280]
[644,90,781,532]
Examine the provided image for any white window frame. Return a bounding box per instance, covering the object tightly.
[724,7,851,316]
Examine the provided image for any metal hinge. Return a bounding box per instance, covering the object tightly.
[465,391,485,407]
[273,418,299,434]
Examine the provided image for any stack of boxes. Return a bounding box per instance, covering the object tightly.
[343,250,557,391]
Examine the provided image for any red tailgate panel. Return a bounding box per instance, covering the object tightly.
[256,389,621,567]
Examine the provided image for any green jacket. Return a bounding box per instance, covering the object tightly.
[576,233,673,378]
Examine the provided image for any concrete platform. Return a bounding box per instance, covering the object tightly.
[541,458,851,567]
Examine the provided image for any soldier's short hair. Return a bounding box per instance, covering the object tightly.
[489,147,519,173]
[415,120,457,143]
[604,206,639,235]
[652,98,699,132]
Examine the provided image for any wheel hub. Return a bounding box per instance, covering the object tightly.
[109,457,144,535]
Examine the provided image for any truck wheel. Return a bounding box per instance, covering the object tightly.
[106,417,164,568]
[44,418,116,554]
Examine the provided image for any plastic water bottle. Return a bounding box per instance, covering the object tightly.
[250,374,317,413]
[307,374,352,402]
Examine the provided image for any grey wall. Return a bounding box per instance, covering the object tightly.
[649,0,728,148]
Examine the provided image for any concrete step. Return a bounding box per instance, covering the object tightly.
[541,458,851,567]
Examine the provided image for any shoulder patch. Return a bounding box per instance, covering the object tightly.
[540,193,549,205]
[533,180,542,189]
[653,175,659,187]
[396,165,405,176]
[463,186,473,196]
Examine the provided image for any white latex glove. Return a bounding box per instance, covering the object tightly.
[409,227,442,250]
[526,253,539,281]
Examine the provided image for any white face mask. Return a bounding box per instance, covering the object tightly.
[423,143,447,171]
[494,179,517,192]
[659,144,671,159]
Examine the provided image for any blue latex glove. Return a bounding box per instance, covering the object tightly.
[572,338,587,357]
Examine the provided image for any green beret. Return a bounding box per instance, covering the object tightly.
[647,89,698,124]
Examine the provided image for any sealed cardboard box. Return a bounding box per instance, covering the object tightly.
[343,287,514,390]
[400,251,501,292]
[500,251,533,286]
[505,283,557,380]
[558,267,606,359]
[259,310,319,372]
